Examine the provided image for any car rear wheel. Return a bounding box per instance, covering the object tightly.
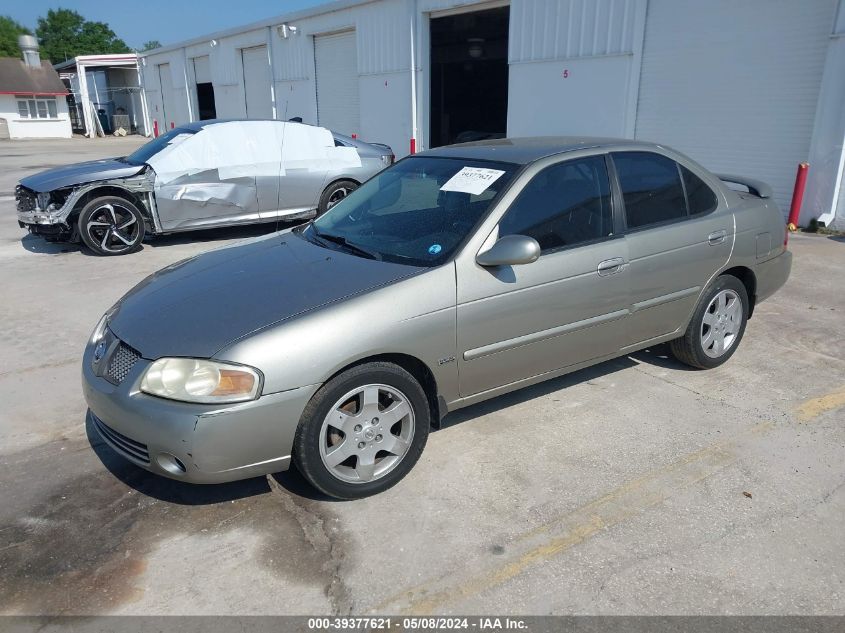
[292,362,429,499]
[317,180,358,216]
[78,196,144,256]
[669,275,749,369]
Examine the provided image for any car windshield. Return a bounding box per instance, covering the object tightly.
[124,128,196,165]
[304,156,518,267]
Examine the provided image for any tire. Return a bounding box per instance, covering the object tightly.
[78,196,145,256]
[669,275,749,369]
[292,362,430,499]
[317,180,358,216]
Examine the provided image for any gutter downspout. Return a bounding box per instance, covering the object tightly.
[409,1,418,154]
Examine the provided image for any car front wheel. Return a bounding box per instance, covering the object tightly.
[669,275,749,369]
[78,196,145,256]
[292,362,429,499]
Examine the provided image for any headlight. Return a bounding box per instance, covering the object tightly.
[90,306,117,344]
[140,358,261,404]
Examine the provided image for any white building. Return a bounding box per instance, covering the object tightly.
[139,0,845,229]
[54,54,150,138]
[0,36,71,140]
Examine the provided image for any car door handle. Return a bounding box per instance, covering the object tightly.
[597,257,626,276]
[708,230,727,245]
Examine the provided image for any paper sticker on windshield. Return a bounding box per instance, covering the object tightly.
[428,244,442,255]
[440,167,506,196]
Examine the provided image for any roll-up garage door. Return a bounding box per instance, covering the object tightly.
[241,45,273,119]
[314,30,360,136]
[635,0,836,214]
[193,55,211,84]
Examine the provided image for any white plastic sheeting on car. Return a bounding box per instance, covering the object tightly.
[146,121,362,212]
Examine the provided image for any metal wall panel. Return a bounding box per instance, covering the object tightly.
[357,1,411,74]
[636,0,837,213]
[509,0,638,62]
[211,29,267,86]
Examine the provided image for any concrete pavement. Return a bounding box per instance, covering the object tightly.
[0,137,843,616]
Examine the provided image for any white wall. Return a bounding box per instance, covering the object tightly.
[635,0,836,215]
[140,0,415,156]
[141,49,194,132]
[136,0,842,222]
[272,0,413,153]
[506,0,646,138]
[1,95,72,139]
[804,0,845,228]
[508,55,631,138]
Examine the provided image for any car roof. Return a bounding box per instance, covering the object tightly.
[176,119,383,150]
[419,136,658,165]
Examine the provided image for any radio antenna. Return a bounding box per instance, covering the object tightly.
[275,99,290,236]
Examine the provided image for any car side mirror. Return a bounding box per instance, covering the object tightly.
[476,234,541,267]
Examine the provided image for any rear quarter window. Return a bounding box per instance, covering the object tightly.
[681,166,718,215]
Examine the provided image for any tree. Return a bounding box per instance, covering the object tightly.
[139,40,162,52]
[0,15,32,57]
[35,8,130,62]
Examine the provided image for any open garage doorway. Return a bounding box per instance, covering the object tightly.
[429,5,509,148]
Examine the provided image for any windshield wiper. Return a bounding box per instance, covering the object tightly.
[311,226,381,260]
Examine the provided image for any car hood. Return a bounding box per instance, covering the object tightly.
[19,158,145,192]
[108,230,423,359]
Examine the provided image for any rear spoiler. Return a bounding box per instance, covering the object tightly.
[715,174,773,199]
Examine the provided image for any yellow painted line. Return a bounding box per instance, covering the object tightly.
[376,427,762,615]
[795,386,845,423]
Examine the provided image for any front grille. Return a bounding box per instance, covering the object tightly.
[106,343,141,385]
[92,414,150,464]
[15,185,36,212]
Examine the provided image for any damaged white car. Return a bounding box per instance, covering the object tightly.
[16,120,394,255]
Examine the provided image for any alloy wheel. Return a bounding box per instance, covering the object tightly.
[701,289,742,358]
[318,383,415,483]
[86,203,140,254]
[327,187,350,209]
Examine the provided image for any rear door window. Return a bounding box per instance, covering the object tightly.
[612,152,687,229]
[498,155,613,252]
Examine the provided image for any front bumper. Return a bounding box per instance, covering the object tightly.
[17,208,65,226]
[82,340,319,484]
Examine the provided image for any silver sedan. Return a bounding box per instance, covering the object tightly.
[17,120,393,255]
[83,137,792,498]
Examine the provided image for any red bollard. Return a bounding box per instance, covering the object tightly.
[153,119,159,137]
[787,162,809,231]
[170,122,175,129]
[409,138,416,155]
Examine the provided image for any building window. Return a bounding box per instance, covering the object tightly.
[15,95,59,119]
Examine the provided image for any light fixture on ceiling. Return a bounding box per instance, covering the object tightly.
[468,37,485,59]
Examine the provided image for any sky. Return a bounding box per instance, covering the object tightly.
[7,0,329,50]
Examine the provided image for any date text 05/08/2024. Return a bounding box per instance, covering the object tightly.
[307,617,528,631]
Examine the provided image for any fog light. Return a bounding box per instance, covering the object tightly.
[156,452,187,475]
